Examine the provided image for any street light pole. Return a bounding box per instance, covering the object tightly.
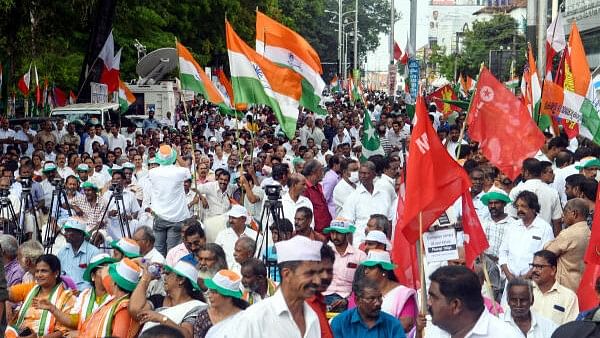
[338,0,343,77]
[389,0,395,64]
[353,0,358,74]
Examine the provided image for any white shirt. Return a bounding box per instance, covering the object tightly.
[84,135,105,154]
[374,174,397,203]
[281,192,314,228]
[144,247,166,264]
[502,309,557,338]
[340,184,392,244]
[144,165,190,222]
[424,309,521,338]
[211,154,228,171]
[196,181,235,219]
[0,128,16,152]
[332,179,356,217]
[509,179,563,224]
[102,189,141,241]
[15,128,36,155]
[233,288,321,338]
[215,226,258,271]
[56,166,76,179]
[499,216,555,276]
[552,164,578,205]
[89,171,111,190]
[107,133,127,151]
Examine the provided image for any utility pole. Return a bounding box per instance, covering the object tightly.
[353,0,358,74]
[526,0,537,58]
[389,0,395,64]
[338,0,343,77]
[410,0,416,59]
[537,0,547,76]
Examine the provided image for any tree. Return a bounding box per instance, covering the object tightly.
[457,14,525,81]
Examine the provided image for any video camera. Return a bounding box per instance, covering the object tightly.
[264,185,282,201]
[18,176,32,192]
[0,188,10,198]
[109,182,124,196]
[50,177,64,188]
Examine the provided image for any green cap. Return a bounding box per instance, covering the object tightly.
[480,191,511,205]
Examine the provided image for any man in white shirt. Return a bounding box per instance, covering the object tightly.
[159,111,175,128]
[500,191,554,295]
[107,125,127,151]
[443,125,467,160]
[340,161,391,244]
[102,171,141,241]
[299,116,325,147]
[509,158,563,235]
[144,145,190,255]
[502,278,557,338]
[0,118,16,153]
[196,170,236,219]
[215,205,259,270]
[211,144,228,171]
[83,126,105,155]
[281,173,314,228]
[374,155,400,203]
[55,152,75,179]
[332,159,359,216]
[427,265,521,338]
[234,235,323,338]
[15,121,36,155]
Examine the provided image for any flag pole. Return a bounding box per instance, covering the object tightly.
[455,64,483,158]
[479,253,497,316]
[418,211,427,313]
[175,37,200,218]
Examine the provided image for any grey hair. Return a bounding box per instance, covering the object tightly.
[203,243,228,271]
[236,237,256,253]
[362,161,376,173]
[506,277,533,301]
[0,235,19,258]
[134,226,156,244]
[369,214,390,236]
[353,276,380,298]
[564,198,589,217]
[19,240,44,262]
[301,159,322,177]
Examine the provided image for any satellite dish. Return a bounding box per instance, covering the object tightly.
[136,48,178,85]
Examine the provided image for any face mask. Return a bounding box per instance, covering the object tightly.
[349,171,359,183]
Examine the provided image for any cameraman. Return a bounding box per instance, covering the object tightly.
[0,177,21,235]
[13,162,44,239]
[101,170,141,242]
[39,162,59,219]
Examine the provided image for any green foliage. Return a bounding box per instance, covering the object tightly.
[0,0,393,94]
[457,14,525,80]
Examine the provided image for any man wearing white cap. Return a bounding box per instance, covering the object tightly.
[145,144,190,256]
[364,230,391,253]
[215,204,259,270]
[236,235,323,338]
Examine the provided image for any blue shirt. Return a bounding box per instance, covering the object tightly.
[57,240,101,291]
[331,307,406,338]
[181,252,198,265]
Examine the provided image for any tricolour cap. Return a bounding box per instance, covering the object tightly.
[110,238,141,258]
[204,269,243,299]
[108,258,142,292]
[361,249,396,271]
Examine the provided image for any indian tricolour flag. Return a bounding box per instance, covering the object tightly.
[226,20,303,140]
[256,11,326,115]
[565,23,600,144]
[330,75,340,93]
[118,78,135,112]
[177,41,232,113]
[523,45,547,130]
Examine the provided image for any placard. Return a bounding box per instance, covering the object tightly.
[423,228,459,263]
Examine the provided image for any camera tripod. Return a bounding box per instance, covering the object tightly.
[43,181,72,253]
[18,185,42,243]
[0,190,21,241]
[91,187,132,245]
[256,196,285,280]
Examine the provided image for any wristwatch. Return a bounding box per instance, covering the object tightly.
[162,316,168,324]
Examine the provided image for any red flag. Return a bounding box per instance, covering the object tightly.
[461,191,490,268]
[98,31,120,93]
[69,90,77,105]
[17,64,31,96]
[467,67,545,181]
[393,41,402,61]
[427,84,461,116]
[577,186,600,311]
[392,174,420,289]
[401,93,471,243]
[53,87,67,107]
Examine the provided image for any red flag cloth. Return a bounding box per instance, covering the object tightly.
[467,67,545,181]
[53,87,67,107]
[577,263,600,312]
[583,185,600,265]
[69,90,77,105]
[393,41,402,61]
[216,68,234,105]
[392,174,420,289]
[461,191,490,268]
[401,93,471,243]
[17,66,31,96]
[427,84,461,117]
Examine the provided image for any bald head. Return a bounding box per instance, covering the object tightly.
[564,198,588,225]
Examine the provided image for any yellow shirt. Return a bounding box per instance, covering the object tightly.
[544,221,590,291]
[531,281,579,325]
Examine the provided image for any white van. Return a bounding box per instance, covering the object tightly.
[50,103,120,126]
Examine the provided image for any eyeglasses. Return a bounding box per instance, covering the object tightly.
[360,295,383,304]
[529,263,551,270]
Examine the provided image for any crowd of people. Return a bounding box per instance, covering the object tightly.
[0,89,598,338]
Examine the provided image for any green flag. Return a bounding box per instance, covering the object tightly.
[360,109,385,161]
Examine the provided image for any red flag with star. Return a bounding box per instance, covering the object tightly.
[427,84,461,116]
[467,67,545,181]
